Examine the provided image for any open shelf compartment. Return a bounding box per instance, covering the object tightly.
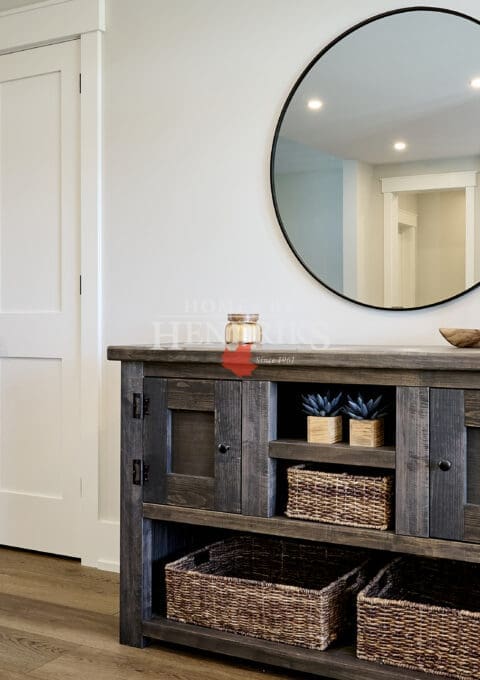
[276,382,397,449]
[143,616,439,680]
[145,516,442,680]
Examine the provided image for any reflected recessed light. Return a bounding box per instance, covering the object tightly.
[470,77,480,89]
[307,99,323,110]
[393,141,407,151]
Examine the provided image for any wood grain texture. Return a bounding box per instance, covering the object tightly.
[349,419,384,448]
[242,381,277,517]
[214,381,242,513]
[148,361,480,390]
[143,503,480,563]
[0,547,295,680]
[430,389,467,541]
[143,617,439,680]
[0,569,117,616]
[166,474,214,509]
[464,390,480,426]
[142,362,480,390]
[440,327,480,348]
[143,378,169,505]
[30,640,292,680]
[120,362,149,647]
[2,545,307,680]
[144,378,242,513]
[167,379,215,411]
[269,440,395,469]
[107,343,480,372]
[114,347,480,676]
[307,415,342,444]
[0,624,74,675]
[0,548,117,616]
[0,592,119,652]
[395,387,430,537]
[171,410,215,477]
[467,428,480,505]
[464,504,480,543]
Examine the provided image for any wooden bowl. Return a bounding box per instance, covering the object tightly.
[439,328,480,348]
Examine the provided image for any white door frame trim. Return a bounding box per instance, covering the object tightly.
[382,171,478,307]
[0,0,106,568]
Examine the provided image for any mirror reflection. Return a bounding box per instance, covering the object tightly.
[272,9,480,309]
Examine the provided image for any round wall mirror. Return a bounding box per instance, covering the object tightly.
[271,8,480,309]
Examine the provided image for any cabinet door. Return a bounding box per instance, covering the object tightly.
[143,378,242,513]
[430,388,480,542]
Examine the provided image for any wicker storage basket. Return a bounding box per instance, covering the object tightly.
[286,464,394,530]
[165,535,372,650]
[357,557,480,680]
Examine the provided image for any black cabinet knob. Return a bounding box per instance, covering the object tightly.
[438,460,452,472]
[218,443,230,454]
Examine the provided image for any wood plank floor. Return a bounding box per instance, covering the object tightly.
[0,547,298,680]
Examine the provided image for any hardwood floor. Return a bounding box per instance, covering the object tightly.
[0,547,295,680]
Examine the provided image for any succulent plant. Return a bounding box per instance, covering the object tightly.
[343,393,389,421]
[301,391,343,417]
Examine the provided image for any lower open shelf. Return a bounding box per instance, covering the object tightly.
[143,616,437,680]
[143,503,480,563]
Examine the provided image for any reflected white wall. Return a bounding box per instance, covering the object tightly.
[416,190,466,306]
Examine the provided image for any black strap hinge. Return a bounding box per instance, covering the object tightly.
[132,393,150,419]
[132,459,149,486]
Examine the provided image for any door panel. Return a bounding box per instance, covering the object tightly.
[464,427,480,542]
[1,71,61,312]
[1,358,63,498]
[171,410,215,477]
[429,388,480,543]
[395,386,430,538]
[0,41,80,556]
[429,389,466,540]
[143,378,242,513]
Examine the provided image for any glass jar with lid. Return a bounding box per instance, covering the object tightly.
[225,314,262,344]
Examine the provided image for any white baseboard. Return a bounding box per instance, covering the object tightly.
[81,518,119,572]
[96,558,120,573]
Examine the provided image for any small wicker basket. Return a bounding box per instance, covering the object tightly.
[357,557,480,680]
[286,464,394,530]
[165,535,372,650]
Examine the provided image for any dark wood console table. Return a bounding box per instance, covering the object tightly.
[108,344,480,680]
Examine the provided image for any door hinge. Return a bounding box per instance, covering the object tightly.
[132,459,149,486]
[132,393,150,419]
[79,275,82,295]
[79,73,82,93]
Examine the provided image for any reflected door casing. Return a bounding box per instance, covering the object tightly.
[0,41,80,556]
[143,379,242,513]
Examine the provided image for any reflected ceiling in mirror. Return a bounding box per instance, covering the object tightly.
[271,8,480,309]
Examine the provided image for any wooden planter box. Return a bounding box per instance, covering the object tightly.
[349,418,384,447]
[307,415,342,444]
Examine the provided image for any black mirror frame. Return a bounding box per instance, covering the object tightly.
[270,5,480,311]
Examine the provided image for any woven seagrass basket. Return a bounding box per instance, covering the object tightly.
[165,535,372,650]
[286,465,394,530]
[357,557,480,680]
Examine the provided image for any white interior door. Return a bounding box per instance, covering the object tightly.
[0,41,80,557]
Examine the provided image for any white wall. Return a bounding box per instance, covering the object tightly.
[416,190,466,307]
[100,0,480,562]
